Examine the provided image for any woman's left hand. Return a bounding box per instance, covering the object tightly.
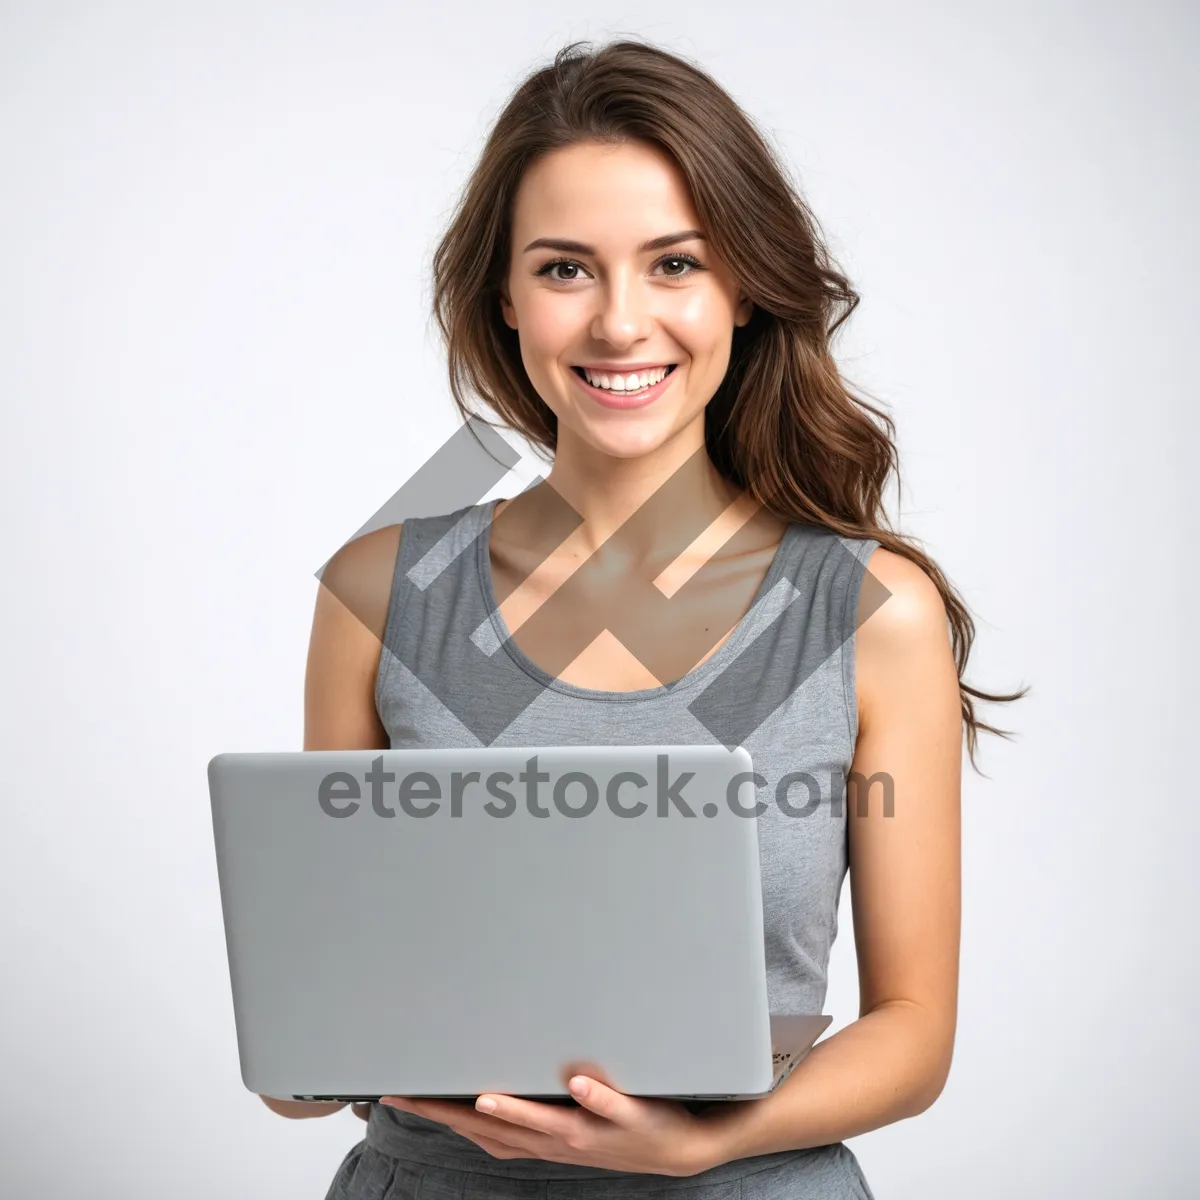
[379,1076,728,1177]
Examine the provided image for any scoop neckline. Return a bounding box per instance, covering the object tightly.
[474,496,796,704]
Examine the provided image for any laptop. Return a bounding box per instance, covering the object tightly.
[207,744,831,1102]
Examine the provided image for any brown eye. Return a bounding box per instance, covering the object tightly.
[654,253,704,278]
[535,258,585,282]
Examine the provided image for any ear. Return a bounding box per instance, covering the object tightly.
[734,293,754,328]
[499,287,517,330]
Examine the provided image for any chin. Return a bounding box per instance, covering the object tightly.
[573,420,678,461]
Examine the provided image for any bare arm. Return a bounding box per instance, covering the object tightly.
[259,524,402,1120]
[700,547,963,1162]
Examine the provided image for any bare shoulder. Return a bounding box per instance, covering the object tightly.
[317,523,404,645]
[860,546,947,631]
[305,523,405,751]
[855,547,958,736]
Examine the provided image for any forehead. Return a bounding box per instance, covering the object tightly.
[511,140,700,243]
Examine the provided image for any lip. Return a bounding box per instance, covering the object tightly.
[573,361,676,372]
[570,364,678,410]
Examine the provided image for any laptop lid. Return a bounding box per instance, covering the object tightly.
[208,744,829,1100]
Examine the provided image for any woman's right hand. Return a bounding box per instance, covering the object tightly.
[258,1095,348,1120]
[257,1095,373,1121]
[258,530,400,1128]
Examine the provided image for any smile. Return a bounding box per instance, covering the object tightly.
[570,364,678,410]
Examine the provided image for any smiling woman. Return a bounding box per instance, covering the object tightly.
[296,32,1028,1200]
[497,142,754,460]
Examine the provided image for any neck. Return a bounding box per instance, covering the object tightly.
[501,427,753,566]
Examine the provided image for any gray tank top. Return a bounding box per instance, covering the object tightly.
[364,497,881,1188]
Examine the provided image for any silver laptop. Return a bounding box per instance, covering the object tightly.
[207,744,831,1103]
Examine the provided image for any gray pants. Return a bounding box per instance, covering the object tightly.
[325,1140,876,1199]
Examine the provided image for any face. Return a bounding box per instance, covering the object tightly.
[499,139,753,464]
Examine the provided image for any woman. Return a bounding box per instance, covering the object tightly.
[269,37,1025,1199]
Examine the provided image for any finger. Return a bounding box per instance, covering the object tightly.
[448,1123,534,1157]
[471,1093,588,1139]
[352,1102,371,1122]
[381,1098,544,1145]
[384,1095,574,1143]
[456,1127,573,1164]
[563,1076,639,1128]
[380,1097,480,1124]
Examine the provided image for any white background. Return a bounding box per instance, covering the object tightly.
[2,2,1196,1196]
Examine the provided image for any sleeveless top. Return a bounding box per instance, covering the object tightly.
[363,497,881,1189]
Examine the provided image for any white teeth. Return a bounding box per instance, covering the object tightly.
[581,366,670,391]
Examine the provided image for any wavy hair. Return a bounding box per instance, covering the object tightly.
[429,36,1028,772]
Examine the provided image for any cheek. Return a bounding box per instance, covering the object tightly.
[674,292,735,351]
[518,294,583,360]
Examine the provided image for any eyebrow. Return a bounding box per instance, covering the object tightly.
[522,229,707,255]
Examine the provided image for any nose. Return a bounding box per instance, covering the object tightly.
[589,270,654,348]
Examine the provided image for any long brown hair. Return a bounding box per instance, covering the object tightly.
[429,36,1028,773]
